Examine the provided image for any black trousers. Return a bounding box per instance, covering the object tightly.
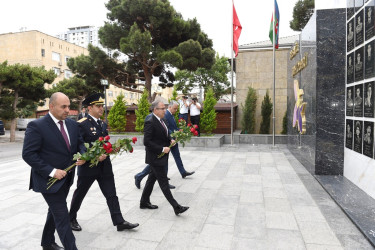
[41,173,77,250]
[70,175,125,226]
[140,164,178,208]
[190,115,200,136]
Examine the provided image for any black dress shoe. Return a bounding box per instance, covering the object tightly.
[169,184,176,189]
[134,175,141,189]
[182,171,195,178]
[167,177,170,180]
[70,218,82,231]
[42,243,64,250]
[140,202,158,209]
[174,205,189,215]
[117,221,139,231]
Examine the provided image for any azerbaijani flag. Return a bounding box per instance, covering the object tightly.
[269,0,280,49]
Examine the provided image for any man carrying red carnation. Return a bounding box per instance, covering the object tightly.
[69,93,139,233]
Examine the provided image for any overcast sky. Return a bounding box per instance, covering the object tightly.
[0,0,300,57]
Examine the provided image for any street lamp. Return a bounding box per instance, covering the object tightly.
[100,79,109,122]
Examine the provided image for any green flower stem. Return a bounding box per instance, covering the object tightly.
[46,162,76,190]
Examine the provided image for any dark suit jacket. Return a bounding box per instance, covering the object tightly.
[77,115,113,177]
[144,114,171,167]
[22,114,85,193]
[164,110,178,135]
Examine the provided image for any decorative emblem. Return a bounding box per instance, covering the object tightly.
[293,80,307,134]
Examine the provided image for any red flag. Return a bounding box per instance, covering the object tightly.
[233,3,242,57]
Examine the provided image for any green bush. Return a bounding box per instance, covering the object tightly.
[281,111,288,134]
[200,87,217,134]
[241,87,257,134]
[259,90,273,134]
[135,89,150,133]
[107,93,127,133]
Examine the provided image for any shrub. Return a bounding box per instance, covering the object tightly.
[241,87,257,134]
[259,90,273,134]
[107,93,127,132]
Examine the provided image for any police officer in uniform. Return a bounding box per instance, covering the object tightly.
[69,93,139,232]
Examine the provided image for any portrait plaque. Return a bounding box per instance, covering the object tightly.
[355,9,364,46]
[347,86,354,116]
[348,0,355,20]
[346,119,354,149]
[355,0,364,12]
[354,120,363,153]
[365,40,375,78]
[365,3,375,40]
[355,47,364,81]
[363,121,374,157]
[354,84,364,117]
[347,18,355,52]
[347,53,355,83]
[364,81,374,117]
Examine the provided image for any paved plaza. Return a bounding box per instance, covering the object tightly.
[0,136,374,249]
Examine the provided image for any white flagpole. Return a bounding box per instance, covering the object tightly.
[272,0,276,146]
[230,0,234,145]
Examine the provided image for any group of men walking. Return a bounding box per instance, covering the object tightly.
[22,92,193,250]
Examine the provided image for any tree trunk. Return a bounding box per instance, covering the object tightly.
[10,91,18,142]
[143,66,152,102]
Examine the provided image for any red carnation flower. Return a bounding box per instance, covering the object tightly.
[187,123,191,127]
[190,128,195,133]
[104,135,110,141]
[193,125,198,129]
[194,131,198,136]
[99,137,104,141]
[132,137,137,144]
[106,148,113,154]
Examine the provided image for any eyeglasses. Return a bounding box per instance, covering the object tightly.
[156,108,166,110]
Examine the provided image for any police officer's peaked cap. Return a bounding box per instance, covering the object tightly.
[82,93,105,106]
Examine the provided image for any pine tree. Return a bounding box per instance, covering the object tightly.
[259,90,273,134]
[200,87,217,134]
[107,93,127,133]
[241,87,257,134]
[135,89,150,132]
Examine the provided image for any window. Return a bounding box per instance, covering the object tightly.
[109,102,113,106]
[64,70,72,79]
[130,93,134,99]
[53,67,60,75]
[41,49,45,57]
[108,91,113,97]
[52,52,60,62]
[65,56,70,63]
[124,93,128,98]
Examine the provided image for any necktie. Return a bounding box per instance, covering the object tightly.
[58,121,70,151]
[97,119,102,129]
[160,119,168,135]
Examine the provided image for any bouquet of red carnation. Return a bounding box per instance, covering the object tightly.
[47,136,137,189]
[157,119,198,158]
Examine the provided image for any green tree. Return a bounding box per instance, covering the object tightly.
[98,0,216,100]
[169,86,179,124]
[48,76,98,112]
[290,0,315,31]
[281,111,288,135]
[135,89,150,132]
[259,90,273,134]
[107,93,127,133]
[0,61,55,142]
[241,87,257,134]
[200,87,217,134]
[174,54,231,100]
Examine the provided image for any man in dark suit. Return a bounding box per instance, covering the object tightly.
[22,92,86,250]
[140,100,189,215]
[77,107,88,120]
[69,93,139,232]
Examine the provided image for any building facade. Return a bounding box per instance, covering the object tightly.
[236,35,298,134]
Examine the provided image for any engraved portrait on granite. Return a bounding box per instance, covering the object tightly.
[347,19,355,52]
[347,53,355,83]
[354,120,363,153]
[364,81,374,117]
[365,41,375,78]
[365,5,375,40]
[355,10,364,46]
[347,86,354,116]
[348,0,355,20]
[354,84,364,116]
[363,121,374,157]
[355,47,364,81]
[346,119,354,149]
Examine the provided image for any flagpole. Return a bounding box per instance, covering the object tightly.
[272,0,276,147]
[230,0,234,145]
